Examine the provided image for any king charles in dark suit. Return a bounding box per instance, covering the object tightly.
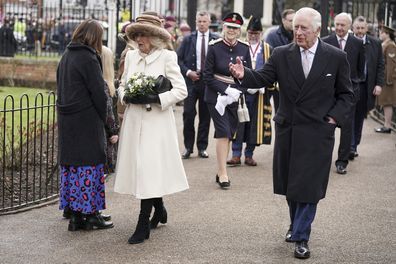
[177,11,218,159]
[229,7,354,260]
[322,12,365,174]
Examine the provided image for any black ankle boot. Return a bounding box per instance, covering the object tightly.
[63,206,72,219]
[150,198,167,229]
[128,199,153,244]
[84,212,114,230]
[68,210,85,231]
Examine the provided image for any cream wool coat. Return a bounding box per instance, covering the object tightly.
[114,48,189,198]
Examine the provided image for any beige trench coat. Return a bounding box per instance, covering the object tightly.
[114,49,189,198]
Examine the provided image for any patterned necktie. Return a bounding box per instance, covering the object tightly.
[200,33,206,71]
[302,50,311,78]
[339,38,344,50]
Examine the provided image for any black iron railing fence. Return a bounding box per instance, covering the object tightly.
[0,92,58,214]
[0,1,108,58]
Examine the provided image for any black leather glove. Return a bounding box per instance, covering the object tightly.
[124,94,160,104]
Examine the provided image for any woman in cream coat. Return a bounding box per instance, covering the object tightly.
[114,14,188,244]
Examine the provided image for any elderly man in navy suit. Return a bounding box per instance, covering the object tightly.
[177,11,219,159]
[229,7,354,259]
[322,13,365,175]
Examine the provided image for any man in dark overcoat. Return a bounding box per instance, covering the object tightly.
[229,7,354,259]
[322,12,366,174]
[351,16,384,156]
[177,10,218,159]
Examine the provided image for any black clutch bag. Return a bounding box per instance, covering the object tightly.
[154,75,173,94]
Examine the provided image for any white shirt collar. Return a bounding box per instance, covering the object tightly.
[198,30,209,38]
[337,33,349,42]
[299,37,319,54]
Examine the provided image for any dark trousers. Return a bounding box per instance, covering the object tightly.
[351,82,368,152]
[232,98,256,157]
[183,81,211,151]
[288,200,317,242]
[336,82,359,167]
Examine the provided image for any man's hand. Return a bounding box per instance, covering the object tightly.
[187,71,200,82]
[229,56,245,79]
[373,85,382,96]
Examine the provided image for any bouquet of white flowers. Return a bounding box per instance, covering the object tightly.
[123,73,173,111]
[124,73,157,111]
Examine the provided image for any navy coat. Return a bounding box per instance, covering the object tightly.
[240,41,354,203]
[56,43,107,166]
[177,31,218,88]
[364,35,385,112]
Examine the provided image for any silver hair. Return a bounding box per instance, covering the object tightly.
[196,11,211,20]
[335,12,352,25]
[149,36,167,50]
[293,7,322,31]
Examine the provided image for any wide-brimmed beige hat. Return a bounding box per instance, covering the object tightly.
[126,14,171,42]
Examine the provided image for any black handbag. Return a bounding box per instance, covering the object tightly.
[153,75,173,94]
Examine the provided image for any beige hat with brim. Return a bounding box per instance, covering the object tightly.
[126,14,171,42]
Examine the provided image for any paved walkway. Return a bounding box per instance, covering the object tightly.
[1,106,395,264]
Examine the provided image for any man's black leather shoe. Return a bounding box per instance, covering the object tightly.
[181,149,192,159]
[336,164,347,174]
[285,228,293,242]
[198,150,209,158]
[348,151,358,160]
[294,241,310,259]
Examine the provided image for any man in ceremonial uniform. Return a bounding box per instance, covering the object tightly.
[227,17,273,166]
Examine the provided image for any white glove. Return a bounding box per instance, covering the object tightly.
[247,89,258,94]
[215,94,235,116]
[225,86,241,101]
[258,88,265,94]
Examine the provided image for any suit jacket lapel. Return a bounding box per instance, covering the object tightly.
[286,43,305,90]
[328,34,339,48]
[296,40,330,102]
[191,32,197,53]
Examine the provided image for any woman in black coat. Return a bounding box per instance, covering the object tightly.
[56,19,113,231]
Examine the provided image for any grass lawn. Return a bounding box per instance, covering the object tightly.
[0,87,57,147]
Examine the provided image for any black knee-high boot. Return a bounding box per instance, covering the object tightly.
[128,199,153,244]
[150,198,167,229]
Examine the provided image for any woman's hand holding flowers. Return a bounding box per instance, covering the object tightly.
[123,94,160,104]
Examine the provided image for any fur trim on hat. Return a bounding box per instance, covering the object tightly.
[126,14,171,43]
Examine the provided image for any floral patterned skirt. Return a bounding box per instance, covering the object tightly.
[59,164,106,214]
